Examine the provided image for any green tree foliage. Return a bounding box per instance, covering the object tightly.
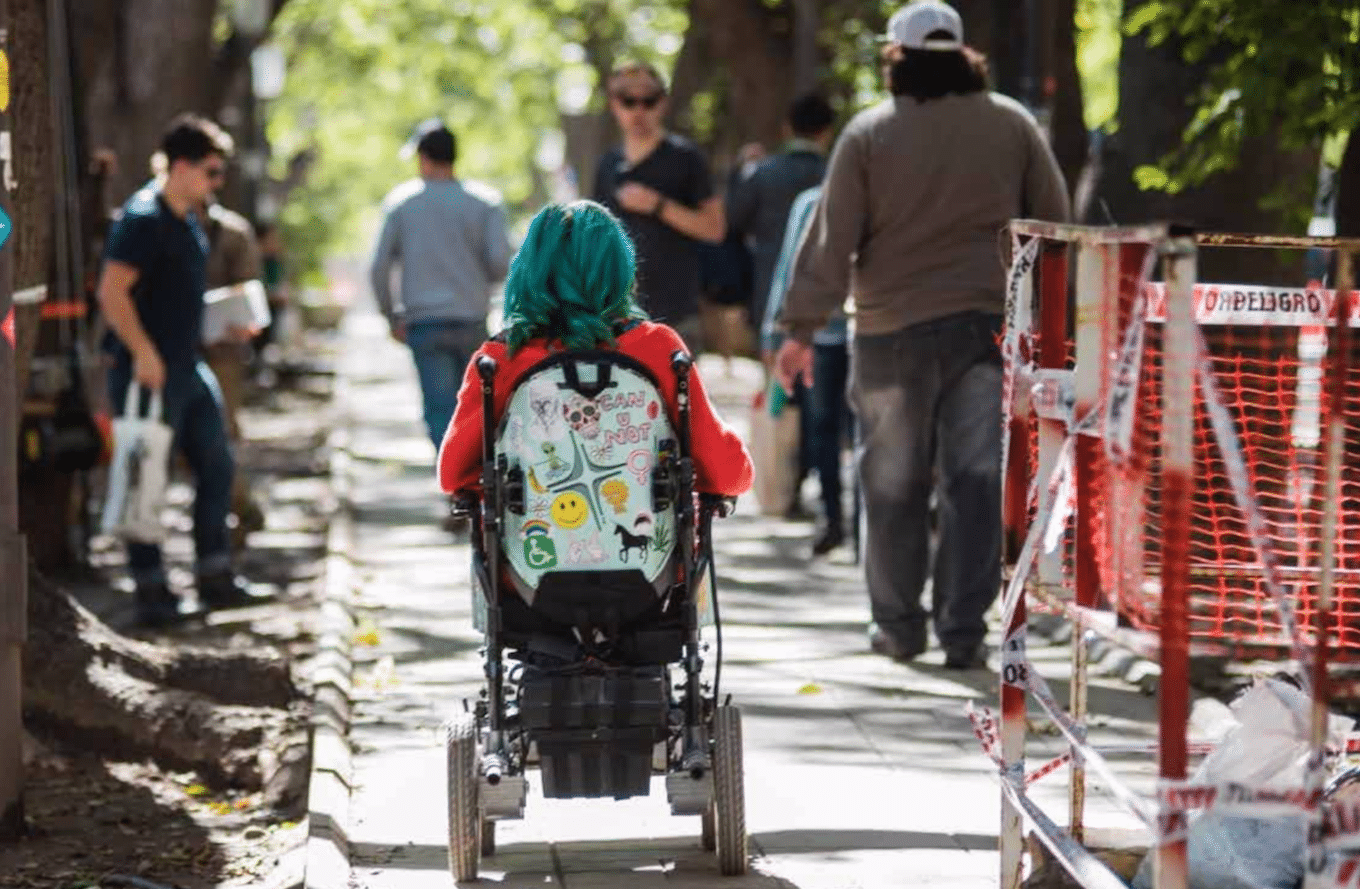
[266,0,686,284]
[1125,1,1360,194]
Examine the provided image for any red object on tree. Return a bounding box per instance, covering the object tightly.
[2,307,13,348]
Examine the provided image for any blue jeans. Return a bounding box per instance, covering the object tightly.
[850,311,1003,655]
[810,342,852,527]
[108,359,234,586]
[406,320,487,451]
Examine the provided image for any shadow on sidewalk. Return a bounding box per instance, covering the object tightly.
[350,825,993,887]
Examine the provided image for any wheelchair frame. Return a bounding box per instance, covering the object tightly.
[445,348,747,882]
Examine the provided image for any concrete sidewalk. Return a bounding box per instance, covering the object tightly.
[316,298,1161,889]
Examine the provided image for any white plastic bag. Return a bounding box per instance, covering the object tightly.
[100,384,173,543]
[749,381,801,517]
[1133,677,1355,889]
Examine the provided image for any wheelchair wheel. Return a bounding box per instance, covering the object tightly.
[712,705,748,875]
[481,818,496,857]
[701,801,716,851]
[445,714,480,882]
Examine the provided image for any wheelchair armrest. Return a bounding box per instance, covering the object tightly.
[699,493,737,518]
[450,490,479,517]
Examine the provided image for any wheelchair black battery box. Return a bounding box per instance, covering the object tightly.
[519,665,669,799]
[518,664,668,731]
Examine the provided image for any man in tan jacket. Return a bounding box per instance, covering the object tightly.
[776,1,1069,669]
[200,195,266,544]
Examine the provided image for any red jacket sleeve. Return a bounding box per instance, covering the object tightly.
[437,342,503,494]
[640,325,754,497]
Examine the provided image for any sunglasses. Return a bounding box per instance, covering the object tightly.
[614,92,663,110]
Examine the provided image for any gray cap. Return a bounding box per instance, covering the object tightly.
[885,2,964,51]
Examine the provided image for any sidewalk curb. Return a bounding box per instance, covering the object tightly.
[303,366,358,889]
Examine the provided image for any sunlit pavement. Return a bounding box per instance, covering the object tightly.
[324,295,1159,889]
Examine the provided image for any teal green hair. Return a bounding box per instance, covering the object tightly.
[501,200,648,355]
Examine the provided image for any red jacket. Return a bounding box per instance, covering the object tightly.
[438,321,754,497]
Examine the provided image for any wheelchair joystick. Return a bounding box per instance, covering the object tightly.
[476,354,498,381]
[670,350,692,376]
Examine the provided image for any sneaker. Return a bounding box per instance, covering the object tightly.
[135,582,188,628]
[944,643,992,670]
[783,500,815,523]
[868,623,927,662]
[810,525,845,557]
[197,572,274,610]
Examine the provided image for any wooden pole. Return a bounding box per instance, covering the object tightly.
[0,6,29,840]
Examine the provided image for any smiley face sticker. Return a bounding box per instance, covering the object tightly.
[551,491,590,529]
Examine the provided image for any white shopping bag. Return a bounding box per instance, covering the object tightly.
[100,384,173,543]
[749,381,801,517]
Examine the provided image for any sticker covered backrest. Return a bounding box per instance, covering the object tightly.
[498,354,677,588]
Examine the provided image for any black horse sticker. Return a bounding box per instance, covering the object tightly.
[614,524,650,564]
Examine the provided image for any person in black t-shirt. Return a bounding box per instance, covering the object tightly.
[592,60,724,352]
[97,113,269,626]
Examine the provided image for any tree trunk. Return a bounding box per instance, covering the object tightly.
[790,0,820,96]
[688,0,793,165]
[1336,134,1360,240]
[82,0,218,204]
[1048,0,1087,199]
[23,570,300,791]
[10,0,52,402]
[1096,29,1317,285]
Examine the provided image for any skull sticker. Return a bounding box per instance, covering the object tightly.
[563,394,601,439]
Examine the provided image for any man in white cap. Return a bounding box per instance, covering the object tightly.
[775,1,1069,668]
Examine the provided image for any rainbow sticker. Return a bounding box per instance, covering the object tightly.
[520,519,551,538]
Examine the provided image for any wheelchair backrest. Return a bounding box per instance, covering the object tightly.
[496,352,678,591]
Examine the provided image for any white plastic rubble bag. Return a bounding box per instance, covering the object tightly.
[1133,677,1355,889]
[100,384,173,543]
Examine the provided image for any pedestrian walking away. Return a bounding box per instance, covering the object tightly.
[196,188,268,547]
[369,117,513,531]
[763,183,854,558]
[729,93,838,528]
[96,113,269,626]
[593,60,725,353]
[776,1,1070,669]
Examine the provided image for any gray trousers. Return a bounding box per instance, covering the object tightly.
[850,311,1003,655]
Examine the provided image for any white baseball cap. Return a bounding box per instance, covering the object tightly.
[885,2,964,51]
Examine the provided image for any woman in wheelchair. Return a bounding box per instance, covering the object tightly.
[433,201,755,879]
[438,199,752,500]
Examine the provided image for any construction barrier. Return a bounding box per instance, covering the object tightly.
[990,221,1360,889]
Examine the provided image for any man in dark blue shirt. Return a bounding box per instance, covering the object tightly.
[593,61,724,351]
[98,113,264,626]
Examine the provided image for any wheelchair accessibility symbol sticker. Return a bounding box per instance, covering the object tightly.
[521,521,558,569]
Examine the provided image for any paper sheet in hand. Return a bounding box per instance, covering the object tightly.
[202,280,272,344]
